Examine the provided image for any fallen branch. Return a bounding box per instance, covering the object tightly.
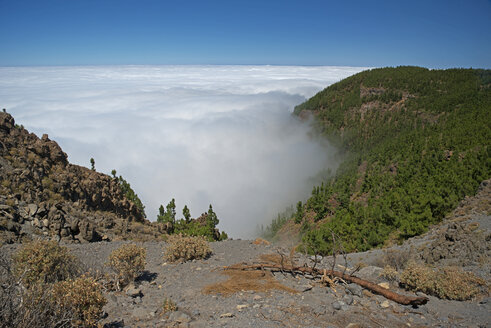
[225,262,428,306]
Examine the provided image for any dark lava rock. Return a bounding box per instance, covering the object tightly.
[0,112,161,244]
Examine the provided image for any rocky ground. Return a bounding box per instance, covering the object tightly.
[78,179,491,327]
[0,112,163,244]
[2,192,489,328]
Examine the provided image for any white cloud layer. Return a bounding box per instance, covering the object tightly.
[0,65,367,238]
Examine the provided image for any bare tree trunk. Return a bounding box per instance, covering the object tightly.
[225,263,428,306]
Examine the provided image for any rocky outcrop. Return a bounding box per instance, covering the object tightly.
[0,112,160,244]
[418,179,491,267]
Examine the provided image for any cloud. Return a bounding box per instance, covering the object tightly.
[0,65,367,238]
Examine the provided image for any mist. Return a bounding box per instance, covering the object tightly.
[0,65,367,238]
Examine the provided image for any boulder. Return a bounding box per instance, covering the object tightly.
[27,203,38,216]
[125,283,143,298]
[0,112,15,132]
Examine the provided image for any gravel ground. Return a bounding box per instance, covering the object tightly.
[2,235,489,327]
[25,233,483,328]
[2,181,489,328]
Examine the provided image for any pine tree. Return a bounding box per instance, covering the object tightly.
[207,204,219,227]
[183,205,191,223]
[166,199,176,222]
[295,201,304,224]
[157,199,176,225]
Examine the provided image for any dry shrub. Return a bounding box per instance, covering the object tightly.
[380,265,399,282]
[161,298,177,314]
[107,243,146,288]
[86,269,119,292]
[5,284,73,328]
[437,267,488,301]
[164,234,212,262]
[400,261,487,300]
[354,261,367,270]
[0,254,72,328]
[51,275,107,327]
[253,238,270,245]
[2,244,107,328]
[12,240,79,287]
[202,267,298,296]
[382,248,412,271]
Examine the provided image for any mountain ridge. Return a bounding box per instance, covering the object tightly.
[266,66,491,253]
[0,111,162,244]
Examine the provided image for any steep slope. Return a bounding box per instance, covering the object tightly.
[0,112,161,243]
[269,67,491,253]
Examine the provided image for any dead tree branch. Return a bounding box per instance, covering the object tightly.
[225,262,428,306]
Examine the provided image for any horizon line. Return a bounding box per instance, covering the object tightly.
[0,64,487,70]
[0,63,372,68]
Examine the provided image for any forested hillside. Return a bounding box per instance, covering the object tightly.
[266,66,491,254]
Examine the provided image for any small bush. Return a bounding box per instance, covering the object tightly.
[382,248,412,271]
[1,254,72,328]
[161,298,177,314]
[164,234,212,262]
[51,275,107,328]
[400,261,486,300]
[7,284,73,328]
[380,265,399,282]
[107,243,146,288]
[13,240,79,287]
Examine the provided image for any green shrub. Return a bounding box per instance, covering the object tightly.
[51,275,107,327]
[163,202,228,241]
[13,240,79,287]
[117,175,146,217]
[219,231,228,241]
[164,234,212,262]
[400,261,486,300]
[107,243,146,288]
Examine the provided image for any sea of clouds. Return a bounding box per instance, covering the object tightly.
[0,65,367,237]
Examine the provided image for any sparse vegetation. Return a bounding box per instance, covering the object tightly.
[12,240,79,287]
[107,243,146,288]
[0,254,72,328]
[51,275,107,328]
[380,265,399,282]
[262,206,293,240]
[161,298,177,314]
[3,244,106,328]
[382,248,412,271]
[158,200,228,241]
[400,261,487,300]
[117,174,146,217]
[164,234,212,262]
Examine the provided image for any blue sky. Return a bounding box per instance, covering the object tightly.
[0,0,490,68]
